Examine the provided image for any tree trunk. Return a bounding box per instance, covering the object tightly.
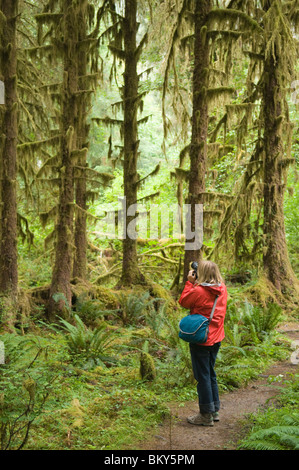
[48,1,77,320]
[120,0,145,286]
[183,0,211,283]
[73,156,87,280]
[73,8,88,281]
[262,53,297,293]
[0,0,18,301]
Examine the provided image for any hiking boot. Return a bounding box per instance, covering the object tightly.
[212,412,219,421]
[187,413,214,426]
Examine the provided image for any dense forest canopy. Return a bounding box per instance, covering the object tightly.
[1,0,297,310]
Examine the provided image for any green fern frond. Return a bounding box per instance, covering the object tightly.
[239,414,299,450]
[240,439,285,450]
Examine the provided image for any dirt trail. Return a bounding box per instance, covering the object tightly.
[141,324,299,451]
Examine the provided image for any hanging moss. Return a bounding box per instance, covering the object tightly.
[207,8,263,34]
[135,163,160,188]
[207,86,235,107]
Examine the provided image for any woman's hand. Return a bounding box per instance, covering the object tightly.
[187,270,196,284]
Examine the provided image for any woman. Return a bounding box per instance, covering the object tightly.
[179,260,227,427]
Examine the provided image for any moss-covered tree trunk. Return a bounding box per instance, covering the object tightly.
[73,9,88,281]
[0,0,18,300]
[48,0,77,320]
[183,0,211,283]
[262,51,296,293]
[73,146,87,280]
[120,0,145,286]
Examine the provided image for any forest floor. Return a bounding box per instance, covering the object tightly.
[139,322,299,451]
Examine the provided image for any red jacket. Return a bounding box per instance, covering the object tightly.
[178,281,227,346]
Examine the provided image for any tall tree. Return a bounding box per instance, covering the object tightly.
[47,0,78,319]
[72,1,103,280]
[34,1,111,319]
[0,0,18,300]
[182,0,212,282]
[160,0,252,283]
[102,0,152,286]
[72,6,88,281]
[209,0,299,295]
[121,0,147,285]
[261,0,298,292]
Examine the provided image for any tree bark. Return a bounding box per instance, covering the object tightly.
[48,0,77,320]
[73,7,88,281]
[262,52,296,293]
[120,0,146,286]
[0,0,18,300]
[183,0,211,283]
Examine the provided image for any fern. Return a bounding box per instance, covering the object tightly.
[117,292,160,325]
[59,314,116,367]
[239,414,299,450]
[145,301,169,338]
[224,323,248,348]
[242,300,282,341]
[240,439,286,450]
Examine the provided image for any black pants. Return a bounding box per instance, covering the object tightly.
[189,342,221,414]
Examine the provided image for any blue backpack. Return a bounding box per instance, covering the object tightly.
[179,295,219,344]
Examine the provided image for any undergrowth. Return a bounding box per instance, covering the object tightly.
[0,285,295,450]
[238,373,299,450]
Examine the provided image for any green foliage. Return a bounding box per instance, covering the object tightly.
[59,315,116,368]
[243,300,283,341]
[239,415,299,450]
[52,293,72,315]
[0,334,55,450]
[139,342,156,381]
[224,298,283,348]
[117,291,160,326]
[0,0,298,452]
[238,374,299,450]
[73,293,108,326]
[284,168,299,276]
[144,304,193,387]
[0,283,294,450]
[213,298,288,390]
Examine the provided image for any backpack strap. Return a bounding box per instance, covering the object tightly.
[208,295,219,324]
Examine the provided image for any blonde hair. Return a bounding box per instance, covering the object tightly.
[196,260,223,284]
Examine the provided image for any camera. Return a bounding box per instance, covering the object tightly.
[190,261,198,279]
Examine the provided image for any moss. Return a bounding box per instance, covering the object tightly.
[59,398,85,429]
[23,378,36,401]
[244,275,287,307]
[147,281,176,311]
[95,286,119,310]
[70,279,119,310]
[139,351,156,381]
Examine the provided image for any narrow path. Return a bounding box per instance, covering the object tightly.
[141,325,299,451]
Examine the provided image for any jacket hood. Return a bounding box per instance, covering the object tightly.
[199,282,223,296]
